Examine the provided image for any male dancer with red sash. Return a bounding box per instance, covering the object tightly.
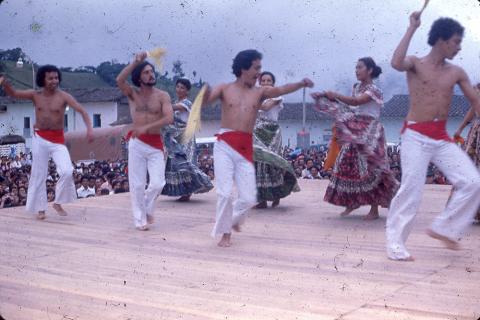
[387,12,480,260]
[1,66,93,219]
[116,52,173,231]
[204,49,313,247]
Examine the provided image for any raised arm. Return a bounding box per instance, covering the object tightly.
[64,93,94,142]
[116,52,147,98]
[262,78,313,99]
[391,11,421,72]
[0,75,35,100]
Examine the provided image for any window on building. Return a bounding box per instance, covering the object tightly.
[64,114,68,132]
[93,114,101,128]
[23,117,31,137]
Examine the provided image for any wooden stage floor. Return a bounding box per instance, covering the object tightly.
[0,180,479,320]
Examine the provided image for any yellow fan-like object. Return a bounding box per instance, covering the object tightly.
[147,47,167,71]
[181,85,208,144]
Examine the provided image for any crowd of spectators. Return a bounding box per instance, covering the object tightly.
[1,142,450,209]
[0,153,130,209]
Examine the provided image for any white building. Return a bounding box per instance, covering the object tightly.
[0,88,124,151]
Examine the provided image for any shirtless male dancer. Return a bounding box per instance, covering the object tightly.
[0,65,93,219]
[204,49,313,247]
[116,52,173,231]
[386,12,480,261]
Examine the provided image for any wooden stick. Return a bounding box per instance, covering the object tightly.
[420,0,430,14]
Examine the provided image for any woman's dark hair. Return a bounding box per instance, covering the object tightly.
[259,71,276,85]
[232,49,262,78]
[428,17,464,46]
[36,65,62,87]
[131,61,155,87]
[358,57,382,79]
[176,78,191,90]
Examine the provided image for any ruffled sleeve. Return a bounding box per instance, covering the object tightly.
[364,84,383,105]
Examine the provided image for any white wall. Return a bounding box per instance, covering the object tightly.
[64,101,118,132]
[0,102,35,149]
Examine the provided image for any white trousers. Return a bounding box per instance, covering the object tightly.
[211,140,257,236]
[386,129,480,259]
[128,138,166,228]
[26,135,76,213]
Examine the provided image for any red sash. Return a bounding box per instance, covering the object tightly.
[216,131,253,163]
[126,131,164,151]
[35,129,65,144]
[401,120,453,142]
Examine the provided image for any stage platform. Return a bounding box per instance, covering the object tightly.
[0,180,479,320]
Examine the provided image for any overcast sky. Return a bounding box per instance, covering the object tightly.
[1,0,479,101]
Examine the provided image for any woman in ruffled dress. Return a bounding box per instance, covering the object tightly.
[161,78,213,201]
[454,83,480,221]
[311,57,399,220]
[254,71,300,209]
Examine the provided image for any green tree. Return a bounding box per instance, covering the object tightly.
[0,48,25,61]
[171,60,185,81]
[96,61,127,86]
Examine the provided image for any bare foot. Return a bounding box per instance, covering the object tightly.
[271,199,280,208]
[177,195,191,202]
[136,225,149,231]
[232,223,242,232]
[217,233,231,247]
[388,256,415,262]
[340,207,356,217]
[426,229,460,250]
[36,211,46,220]
[256,201,267,209]
[363,206,379,220]
[146,214,154,224]
[52,203,68,216]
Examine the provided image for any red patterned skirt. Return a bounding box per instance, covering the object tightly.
[314,99,399,208]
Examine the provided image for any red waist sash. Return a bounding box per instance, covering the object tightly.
[401,120,453,142]
[126,131,164,151]
[216,131,253,163]
[35,129,65,144]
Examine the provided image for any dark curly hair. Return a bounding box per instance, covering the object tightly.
[232,49,262,78]
[36,65,62,88]
[131,61,155,87]
[176,78,191,90]
[428,17,464,46]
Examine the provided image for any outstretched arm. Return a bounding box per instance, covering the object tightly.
[0,75,35,100]
[116,52,147,98]
[262,78,313,99]
[259,98,282,111]
[64,93,94,142]
[391,11,421,72]
[321,91,372,106]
